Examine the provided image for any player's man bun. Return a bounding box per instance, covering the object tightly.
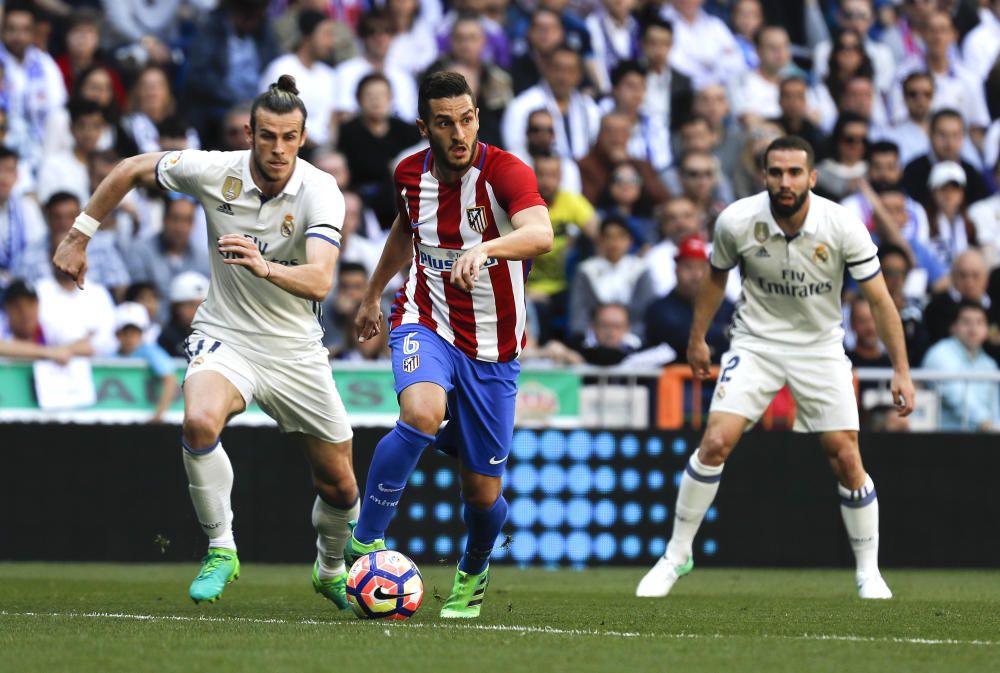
[274,74,299,96]
[250,74,308,131]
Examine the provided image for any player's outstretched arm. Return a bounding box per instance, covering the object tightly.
[859,272,916,416]
[53,152,166,289]
[687,267,729,380]
[451,205,553,292]
[356,214,414,342]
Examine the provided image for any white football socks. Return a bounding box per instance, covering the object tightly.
[839,473,881,579]
[182,441,236,551]
[312,495,360,578]
[665,452,724,565]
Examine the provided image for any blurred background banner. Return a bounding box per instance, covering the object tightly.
[2,424,995,568]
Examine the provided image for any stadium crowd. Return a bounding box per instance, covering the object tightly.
[1,0,1000,430]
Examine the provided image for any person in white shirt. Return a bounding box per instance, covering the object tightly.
[586,0,642,96]
[37,99,107,206]
[333,10,418,123]
[968,160,1000,267]
[960,0,1000,84]
[659,0,746,89]
[0,147,45,283]
[598,60,672,171]
[636,135,915,602]
[53,76,360,611]
[0,6,68,176]
[729,25,794,126]
[502,45,601,160]
[258,10,339,148]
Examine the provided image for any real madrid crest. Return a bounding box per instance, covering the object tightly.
[754,221,768,243]
[812,243,829,264]
[222,176,242,201]
[465,205,487,234]
[281,213,295,237]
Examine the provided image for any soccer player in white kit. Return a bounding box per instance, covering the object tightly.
[53,76,360,608]
[636,136,916,600]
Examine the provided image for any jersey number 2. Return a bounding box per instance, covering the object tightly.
[719,355,740,382]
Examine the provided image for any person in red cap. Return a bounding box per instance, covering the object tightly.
[644,234,733,362]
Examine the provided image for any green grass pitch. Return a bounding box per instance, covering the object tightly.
[1,563,998,673]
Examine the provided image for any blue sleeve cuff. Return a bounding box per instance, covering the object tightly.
[305,232,341,247]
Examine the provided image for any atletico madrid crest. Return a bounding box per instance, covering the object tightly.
[466,206,487,233]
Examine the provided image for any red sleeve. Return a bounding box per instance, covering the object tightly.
[393,151,425,224]
[486,149,547,218]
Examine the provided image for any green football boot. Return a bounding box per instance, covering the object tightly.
[189,548,240,604]
[311,561,350,610]
[439,566,489,619]
[344,520,386,567]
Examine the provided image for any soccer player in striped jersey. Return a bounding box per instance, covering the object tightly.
[53,76,361,609]
[636,136,916,600]
[347,71,553,618]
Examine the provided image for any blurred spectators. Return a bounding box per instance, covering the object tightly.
[515,108,582,194]
[56,10,127,112]
[126,192,210,322]
[595,161,656,245]
[810,28,879,134]
[812,0,894,94]
[599,60,672,172]
[692,83,742,177]
[878,243,931,365]
[503,44,600,160]
[384,0,438,78]
[644,234,732,364]
[923,248,995,345]
[112,301,178,423]
[637,16,693,133]
[219,103,252,151]
[509,7,564,94]
[37,98,106,204]
[568,214,654,340]
[436,0,511,74]
[815,112,869,201]
[659,0,746,90]
[922,160,977,268]
[902,109,989,206]
[922,301,1000,432]
[258,10,339,150]
[0,147,45,284]
[578,111,670,206]
[575,302,643,365]
[672,150,727,233]
[730,0,764,69]
[322,260,368,358]
[586,0,642,96]
[124,281,163,345]
[123,65,200,154]
[847,296,892,368]
[728,25,794,126]
[158,270,208,358]
[968,160,1000,267]
[0,279,92,363]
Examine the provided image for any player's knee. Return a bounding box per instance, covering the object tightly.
[463,484,501,510]
[315,476,357,508]
[182,409,225,449]
[399,404,445,436]
[699,427,734,465]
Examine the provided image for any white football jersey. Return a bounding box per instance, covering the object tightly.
[711,191,880,353]
[156,150,344,356]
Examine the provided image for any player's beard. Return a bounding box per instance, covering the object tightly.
[769,187,809,218]
[431,134,478,174]
[251,145,292,184]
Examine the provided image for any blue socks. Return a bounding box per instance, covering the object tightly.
[354,420,434,543]
[459,494,508,575]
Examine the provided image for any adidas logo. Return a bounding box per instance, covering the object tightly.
[754,247,770,258]
[216,203,234,216]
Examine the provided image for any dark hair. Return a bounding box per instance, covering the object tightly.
[922,190,977,246]
[356,72,391,105]
[73,64,121,118]
[763,135,816,169]
[877,243,911,270]
[753,24,786,48]
[358,10,390,38]
[44,191,81,211]
[600,214,632,237]
[610,60,646,88]
[2,279,36,305]
[867,140,899,160]
[902,70,933,92]
[929,108,964,133]
[3,1,36,21]
[0,146,18,162]
[67,7,101,31]
[872,180,906,195]
[338,261,368,277]
[830,111,869,161]
[954,299,988,323]
[156,114,190,139]
[779,74,808,92]
[826,28,874,101]
[67,97,105,125]
[640,16,673,38]
[251,75,308,132]
[124,281,158,303]
[418,71,476,123]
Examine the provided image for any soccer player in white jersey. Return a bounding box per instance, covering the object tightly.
[347,71,554,618]
[636,135,916,600]
[53,76,361,609]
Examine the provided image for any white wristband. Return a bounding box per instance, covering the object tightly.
[71,212,100,237]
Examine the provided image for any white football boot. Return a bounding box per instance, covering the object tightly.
[635,556,694,597]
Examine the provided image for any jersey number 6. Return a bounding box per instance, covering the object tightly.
[403,333,420,355]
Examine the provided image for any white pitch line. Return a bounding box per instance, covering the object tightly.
[0,611,996,647]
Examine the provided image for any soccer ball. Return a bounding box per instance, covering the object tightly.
[346,550,424,620]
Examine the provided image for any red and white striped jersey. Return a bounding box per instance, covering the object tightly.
[389,142,546,363]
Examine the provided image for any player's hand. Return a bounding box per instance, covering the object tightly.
[355,299,383,343]
[218,234,268,277]
[687,339,712,380]
[52,229,90,290]
[450,245,489,292]
[891,370,916,417]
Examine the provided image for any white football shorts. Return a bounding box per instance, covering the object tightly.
[708,345,859,433]
[182,330,353,444]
